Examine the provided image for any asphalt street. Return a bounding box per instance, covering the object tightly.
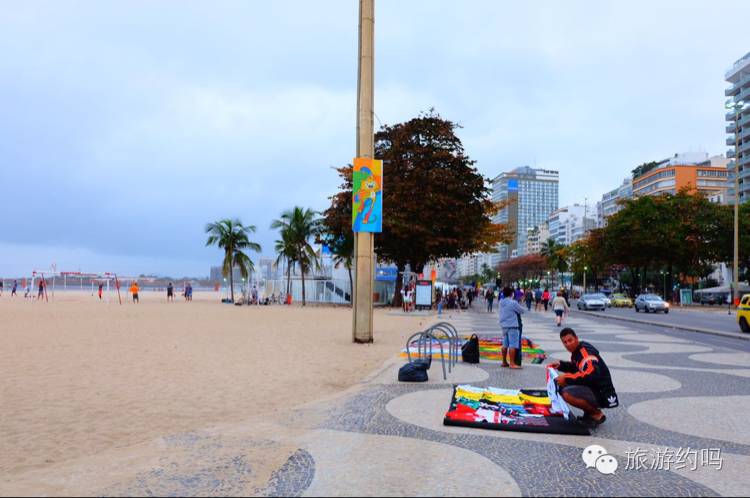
[573,302,747,338]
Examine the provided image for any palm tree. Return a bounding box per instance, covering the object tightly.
[332,238,354,302]
[205,219,262,303]
[272,207,321,306]
[274,229,297,298]
[541,238,568,286]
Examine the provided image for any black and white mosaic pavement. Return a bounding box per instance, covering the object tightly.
[97,307,750,496]
[288,306,750,496]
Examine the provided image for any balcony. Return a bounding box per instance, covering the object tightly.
[727,73,750,95]
[738,86,750,103]
[727,124,739,134]
[741,114,750,127]
[727,148,736,158]
[727,136,737,146]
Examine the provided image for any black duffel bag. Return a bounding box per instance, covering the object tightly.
[462,334,480,363]
[398,360,430,382]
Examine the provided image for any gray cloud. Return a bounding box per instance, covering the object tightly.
[1,0,748,276]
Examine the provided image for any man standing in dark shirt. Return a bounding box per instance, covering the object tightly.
[549,328,618,427]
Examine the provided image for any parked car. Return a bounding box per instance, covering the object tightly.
[592,293,612,307]
[610,293,633,308]
[634,294,670,313]
[697,293,726,306]
[738,294,750,333]
[577,294,607,311]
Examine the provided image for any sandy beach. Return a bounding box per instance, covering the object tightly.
[0,290,433,495]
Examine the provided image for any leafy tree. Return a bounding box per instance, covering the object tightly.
[631,160,662,179]
[480,263,497,284]
[497,254,547,286]
[327,110,513,305]
[205,219,262,303]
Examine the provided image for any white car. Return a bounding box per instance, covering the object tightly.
[592,293,612,308]
[577,294,606,311]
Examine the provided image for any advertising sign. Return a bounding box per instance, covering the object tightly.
[415,280,433,309]
[352,157,383,232]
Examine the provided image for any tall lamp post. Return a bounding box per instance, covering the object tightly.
[353,0,376,343]
[725,98,747,313]
[660,270,666,301]
[583,266,588,294]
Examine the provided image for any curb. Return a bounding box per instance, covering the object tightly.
[574,310,750,341]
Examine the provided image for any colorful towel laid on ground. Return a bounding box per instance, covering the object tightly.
[401,336,547,364]
[443,383,590,435]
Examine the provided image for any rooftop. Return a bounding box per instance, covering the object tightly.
[726,51,750,81]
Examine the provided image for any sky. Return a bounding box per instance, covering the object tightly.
[1,1,749,277]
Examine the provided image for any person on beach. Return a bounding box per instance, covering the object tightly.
[552,291,569,326]
[11,280,18,297]
[0,279,3,296]
[167,282,174,302]
[130,282,139,303]
[499,287,525,369]
[37,279,45,299]
[98,283,104,300]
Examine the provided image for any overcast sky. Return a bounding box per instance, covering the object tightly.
[1,1,748,277]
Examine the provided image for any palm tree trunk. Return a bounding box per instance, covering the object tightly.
[301,265,306,306]
[228,258,235,303]
[286,260,291,297]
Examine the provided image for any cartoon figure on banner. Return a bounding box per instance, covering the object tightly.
[352,158,383,232]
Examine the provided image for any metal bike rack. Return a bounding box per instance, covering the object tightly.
[404,329,447,380]
[427,322,460,371]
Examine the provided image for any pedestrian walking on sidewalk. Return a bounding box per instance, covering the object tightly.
[552,291,569,326]
[542,288,551,311]
[524,289,534,311]
[486,287,495,313]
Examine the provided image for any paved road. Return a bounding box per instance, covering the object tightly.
[573,302,747,337]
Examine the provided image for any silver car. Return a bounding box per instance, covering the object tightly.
[577,294,606,311]
[634,294,670,314]
[592,293,612,308]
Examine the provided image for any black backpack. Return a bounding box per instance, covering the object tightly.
[462,334,480,363]
[398,360,430,382]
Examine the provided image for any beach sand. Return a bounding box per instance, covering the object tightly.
[0,290,433,495]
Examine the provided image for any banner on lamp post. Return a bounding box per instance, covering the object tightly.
[352,157,383,233]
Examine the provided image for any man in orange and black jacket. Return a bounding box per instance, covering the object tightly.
[549,327,618,427]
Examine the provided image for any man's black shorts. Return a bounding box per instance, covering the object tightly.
[561,385,599,408]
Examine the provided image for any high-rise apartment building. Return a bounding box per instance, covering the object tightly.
[599,177,633,225]
[631,152,729,200]
[547,204,597,246]
[490,166,559,266]
[726,52,750,204]
[525,222,550,255]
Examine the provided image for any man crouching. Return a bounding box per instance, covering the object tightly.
[549,327,619,427]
